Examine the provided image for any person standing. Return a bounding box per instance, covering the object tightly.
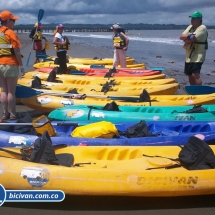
[52,24,70,74]
[180,11,208,85]
[29,22,47,64]
[111,23,129,68]
[0,10,24,120]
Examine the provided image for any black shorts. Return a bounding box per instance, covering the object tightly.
[184,62,203,76]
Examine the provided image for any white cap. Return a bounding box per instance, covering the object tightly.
[110,23,121,30]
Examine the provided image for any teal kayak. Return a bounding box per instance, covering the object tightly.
[48,104,215,122]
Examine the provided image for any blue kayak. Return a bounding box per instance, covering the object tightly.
[0,121,215,147]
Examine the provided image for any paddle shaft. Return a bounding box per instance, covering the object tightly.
[26,9,44,66]
[16,84,139,101]
[33,90,140,101]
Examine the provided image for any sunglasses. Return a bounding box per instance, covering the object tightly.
[9,19,15,23]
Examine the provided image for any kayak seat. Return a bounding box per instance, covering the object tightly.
[104,68,117,78]
[31,76,52,90]
[139,89,158,105]
[171,105,208,114]
[30,130,73,167]
[31,76,42,89]
[47,67,64,82]
[67,88,79,95]
[101,101,120,111]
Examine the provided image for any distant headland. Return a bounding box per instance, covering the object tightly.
[14,23,215,33]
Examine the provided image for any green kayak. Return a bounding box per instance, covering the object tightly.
[48,104,215,122]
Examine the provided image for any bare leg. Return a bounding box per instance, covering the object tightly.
[35,50,41,63]
[188,73,202,85]
[112,49,119,68]
[118,49,126,68]
[0,76,9,115]
[6,77,18,116]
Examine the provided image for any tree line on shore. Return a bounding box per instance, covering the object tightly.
[14,23,215,30]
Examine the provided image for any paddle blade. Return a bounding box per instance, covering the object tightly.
[185,85,215,95]
[38,9,44,22]
[147,67,165,71]
[16,85,41,98]
[69,70,86,75]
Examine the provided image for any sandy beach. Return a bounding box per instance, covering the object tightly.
[1,33,215,214]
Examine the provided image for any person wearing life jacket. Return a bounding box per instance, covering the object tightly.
[0,10,24,120]
[180,11,208,85]
[111,23,129,68]
[29,22,47,64]
[52,24,70,74]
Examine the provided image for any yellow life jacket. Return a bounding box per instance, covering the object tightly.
[71,121,119,138]
[54,36,70,51]
[0,28,14,56]
[113,33,125,48]
[34,31,43,40]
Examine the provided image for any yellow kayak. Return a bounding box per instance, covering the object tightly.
[24,71,166,81]
[69,57,135,65]
[21,83,179,96]
[1,145,215,196]
[46,55,134,65]
[33,61,145,69]
[20,94,215,112]
[18,77,176,87]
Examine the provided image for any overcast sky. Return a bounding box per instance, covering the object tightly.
[2,0,215,26]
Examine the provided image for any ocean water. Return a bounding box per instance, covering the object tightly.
[44,29,215,72]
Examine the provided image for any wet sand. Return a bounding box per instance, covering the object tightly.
[1,33,215,214]
[2,194,215,215]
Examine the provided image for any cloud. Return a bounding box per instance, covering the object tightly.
[2,0,215,25]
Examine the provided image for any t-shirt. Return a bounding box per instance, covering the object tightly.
[0,26,21,66]
[182,24,208,63]
[54,32,65,52]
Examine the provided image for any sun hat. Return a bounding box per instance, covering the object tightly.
[189,11,203,18]
[57,23,64,28]
[110,23,121,30]
[0,10,19,21]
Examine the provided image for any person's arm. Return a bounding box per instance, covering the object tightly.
[29,28,35,39]
[120,32,129,50]
[180,25,195,44]
[13,47,23,66]
[14,47,25,76]
[43,35,47,41]
[180,34,195,44]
